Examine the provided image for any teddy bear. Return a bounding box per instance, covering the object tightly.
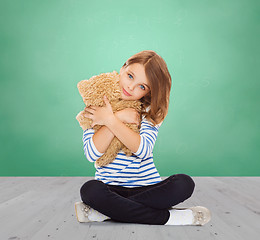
[76,70,142,167]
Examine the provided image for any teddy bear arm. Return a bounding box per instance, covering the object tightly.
[76,111,93,130]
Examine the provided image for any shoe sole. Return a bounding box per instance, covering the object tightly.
[75,202,80,222]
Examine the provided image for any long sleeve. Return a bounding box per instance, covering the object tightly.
[133,118,162,159]
[83,129,104,162]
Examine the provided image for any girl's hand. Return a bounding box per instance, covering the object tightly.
[84,96,114,128]
[115,108,141,125]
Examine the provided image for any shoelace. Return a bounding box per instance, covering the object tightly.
[82,205,91,217]
[194,211,204,224]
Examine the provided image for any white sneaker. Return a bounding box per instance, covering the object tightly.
[75,202,110,223]
[171,206,211,226]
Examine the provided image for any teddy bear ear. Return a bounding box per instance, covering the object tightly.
[77,80,88,96]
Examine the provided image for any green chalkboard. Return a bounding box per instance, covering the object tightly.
[0,0,259,176]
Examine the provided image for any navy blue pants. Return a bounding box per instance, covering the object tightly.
[80,174,195,225]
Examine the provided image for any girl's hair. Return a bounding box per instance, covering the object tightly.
[122,50,172,126]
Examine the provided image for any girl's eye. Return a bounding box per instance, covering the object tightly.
[140,85,145,90]
[128,74,133,79]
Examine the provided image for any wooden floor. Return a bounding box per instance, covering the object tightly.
[0,177,259,240]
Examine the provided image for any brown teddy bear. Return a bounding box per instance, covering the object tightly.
[76,70,142,167]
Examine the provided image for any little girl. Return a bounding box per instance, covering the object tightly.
[75,50,211,225]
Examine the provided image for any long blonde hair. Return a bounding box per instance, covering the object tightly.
[122,50,172,126]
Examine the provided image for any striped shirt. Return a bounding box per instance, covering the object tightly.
[82,116,163,187]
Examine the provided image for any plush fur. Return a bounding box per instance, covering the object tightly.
[76,71,142,167]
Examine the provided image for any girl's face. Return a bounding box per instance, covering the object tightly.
[119,63,151,100]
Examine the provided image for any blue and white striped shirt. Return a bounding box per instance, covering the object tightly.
[82,117,163,187]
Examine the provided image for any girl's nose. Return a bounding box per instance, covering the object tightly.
[128,83,135,91]
[128,86,134,91]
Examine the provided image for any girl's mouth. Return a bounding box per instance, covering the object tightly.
[123,88,132,96]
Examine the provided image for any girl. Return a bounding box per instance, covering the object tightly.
[75,50,211,225]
